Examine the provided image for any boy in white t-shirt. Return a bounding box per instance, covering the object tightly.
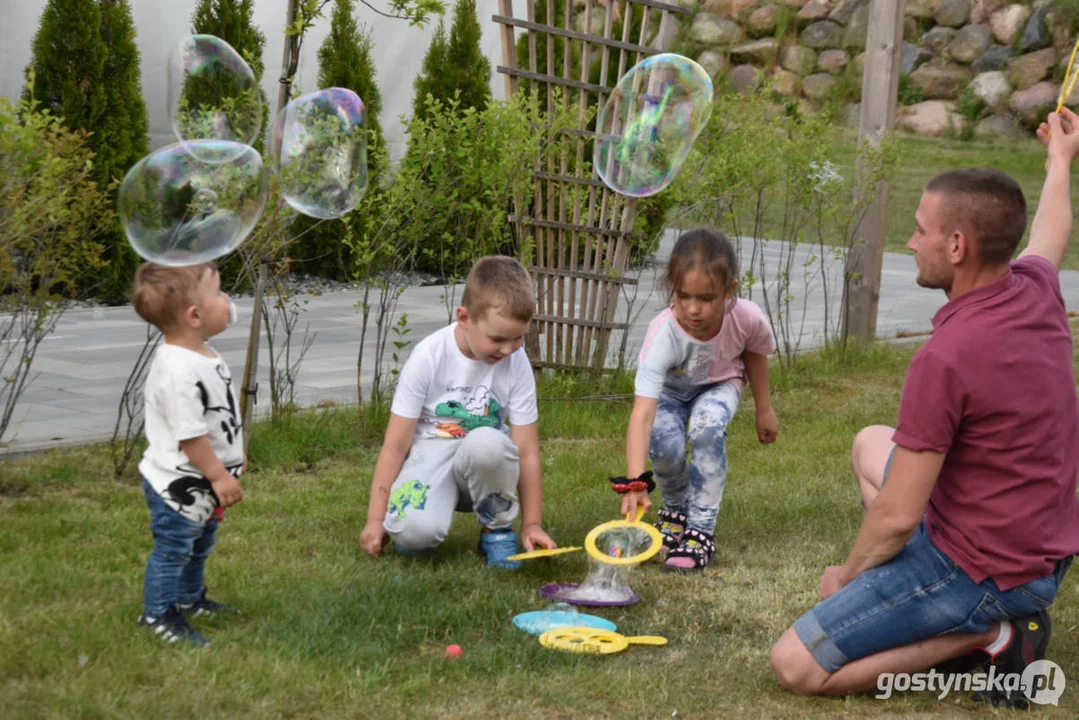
[131,262,245,647]
[360,256,557,568]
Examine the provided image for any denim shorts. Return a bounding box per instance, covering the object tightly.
[794,523,1072,673]
[797,446,1071,672]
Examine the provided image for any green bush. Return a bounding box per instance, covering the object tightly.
[1,95,114,437]
[953,83,985,140]
[95,0,149,303]
[668,90,898,363]
[23,0,149,304]
[187,0,269,294]
[773,5,800,42]
[287,0,388,280]
[819,63,862,121]
[23,0,107,146]
[397,94,544,279]
[898,72,925,106]
[189,0,269,154]
[0,96,111,296]
[1057,0,1079,37]
[412,0,492,122]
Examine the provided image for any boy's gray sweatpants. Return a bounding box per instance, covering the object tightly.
[383,427,520,550]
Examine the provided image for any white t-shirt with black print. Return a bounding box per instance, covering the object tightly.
[139,344,245,524]
[391,323,538,443]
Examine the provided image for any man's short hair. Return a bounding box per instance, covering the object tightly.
[924,168,1028,266]
[130,262,216,331]
[461,256,535,322]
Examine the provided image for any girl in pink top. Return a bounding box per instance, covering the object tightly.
[617,229,779,572]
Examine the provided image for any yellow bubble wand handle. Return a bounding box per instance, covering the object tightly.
[1059,40,1079,114]
[1050,39,1079,138]
[539,627,669,654]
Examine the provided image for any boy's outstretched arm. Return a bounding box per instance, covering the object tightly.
[743,350,778,444]
[510,422,556,552]
[1021,108,1079,270]
[361,413,418,557]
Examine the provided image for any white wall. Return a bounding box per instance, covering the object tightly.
[0,0,510,162]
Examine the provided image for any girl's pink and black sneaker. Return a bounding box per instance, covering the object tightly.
[664,528,716,572]
[654,508,687,559]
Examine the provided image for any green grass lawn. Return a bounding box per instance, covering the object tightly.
[2,328,1078,718]
[689,129,1079,273]
[831,131,1079,272]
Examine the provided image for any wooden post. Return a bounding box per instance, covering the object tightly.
[842,0,904,342]
[239,266,266,452]
[496,0,518,99]
[240,0,299,451]
[650,6,679,50]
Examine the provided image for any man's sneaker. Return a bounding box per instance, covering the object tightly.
[930,649,989,676]
[971,610,1052,709]
[179,588,239,619]
[137,606,209,647]
[478,528,522,570]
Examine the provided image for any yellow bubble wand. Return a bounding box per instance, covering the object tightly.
[1051,39,1079,137]
[1059,40,1079,113]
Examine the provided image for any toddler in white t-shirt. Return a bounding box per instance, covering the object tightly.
[131,261,245,647]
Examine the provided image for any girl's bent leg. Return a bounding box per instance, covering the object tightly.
[684,383,741,535]
[649,395,691,516]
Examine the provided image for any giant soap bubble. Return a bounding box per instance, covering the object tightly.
[168,34,264,163]
[118,140,268,266]
[272,87,368,219]
[594,53,713,198]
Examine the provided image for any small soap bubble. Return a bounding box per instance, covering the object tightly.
[594,53,713,198]
[168,34,264,163]
[273,88,368,219]
[118,140,267,266]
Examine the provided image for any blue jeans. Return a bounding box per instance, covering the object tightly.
[649,381,742,535]
[143,479,219,616]
[794,523,1072,673]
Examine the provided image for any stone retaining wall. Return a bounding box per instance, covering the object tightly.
[631,0,1077,139]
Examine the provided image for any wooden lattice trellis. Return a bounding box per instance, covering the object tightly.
[493,0,690,371]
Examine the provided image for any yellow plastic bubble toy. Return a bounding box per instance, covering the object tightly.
[583,506,663,566]
[539,626,668,655]
[1057,39,1079,117]
[505,547,583,562]
[503,508,661,566]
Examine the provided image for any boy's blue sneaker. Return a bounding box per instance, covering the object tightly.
[393,542,433,557]
[137,605,209,647]
[179,588,239,619]
[478,528,522,569]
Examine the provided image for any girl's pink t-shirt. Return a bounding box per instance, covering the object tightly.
[634,299,776,402]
